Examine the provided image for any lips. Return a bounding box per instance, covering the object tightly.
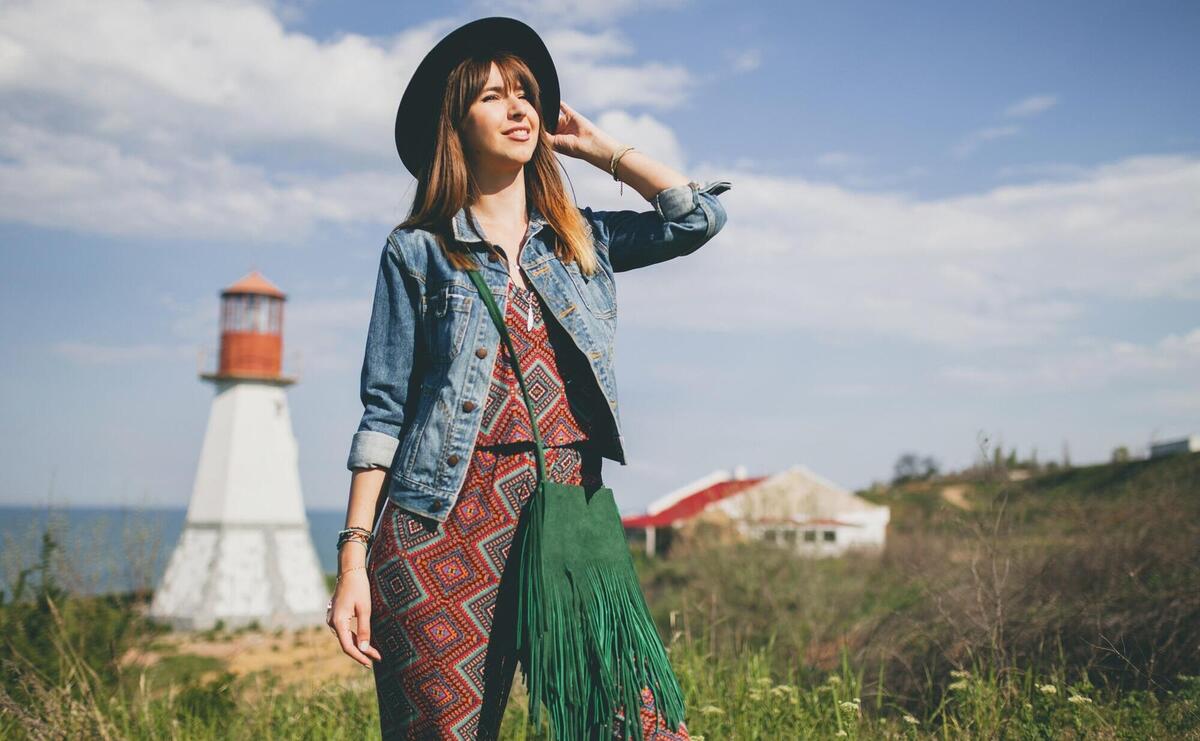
[504,126,531,140]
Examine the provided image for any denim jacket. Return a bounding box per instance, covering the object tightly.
[347,178,732,521]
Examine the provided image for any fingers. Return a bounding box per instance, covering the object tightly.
[335,611,373,667]
[355,602,383,662]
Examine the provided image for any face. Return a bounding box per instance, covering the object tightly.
[460,62,540,171]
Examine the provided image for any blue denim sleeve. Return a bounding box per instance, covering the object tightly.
[581,179,732,272]
[346,237,421,471]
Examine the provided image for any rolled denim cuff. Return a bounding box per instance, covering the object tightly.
[346,430,400,471]
[652,182,699,222]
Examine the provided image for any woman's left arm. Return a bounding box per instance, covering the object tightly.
[553,101,732,272]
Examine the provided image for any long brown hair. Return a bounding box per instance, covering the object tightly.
[397,52,599,276]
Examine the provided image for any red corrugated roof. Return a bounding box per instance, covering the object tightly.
[622,477,767,528]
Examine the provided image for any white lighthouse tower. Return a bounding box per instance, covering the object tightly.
[150,271,329,630]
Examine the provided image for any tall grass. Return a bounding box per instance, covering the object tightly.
[2,453,1198,738]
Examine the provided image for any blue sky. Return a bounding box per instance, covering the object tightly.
[1,0,1197,512]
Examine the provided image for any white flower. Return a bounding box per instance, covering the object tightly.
[1038,684,1057,695]
[828,676,842,685]
[949,669,971,679]
[834,731,848,738]
[948,680,969,691]
[1068,694,1092,704]
[903,714,919,725]
[839,700,860,712]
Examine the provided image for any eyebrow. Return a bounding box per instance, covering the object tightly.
[481,84,525,93]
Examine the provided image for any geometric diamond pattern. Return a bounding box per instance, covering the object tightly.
[475,285,599,447]
[366,282,689,740]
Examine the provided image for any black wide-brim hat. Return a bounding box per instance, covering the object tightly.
[395,16,560,179]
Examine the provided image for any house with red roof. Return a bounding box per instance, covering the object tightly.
[622,464,890,558]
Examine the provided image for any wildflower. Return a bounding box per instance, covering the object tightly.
[1067,694,1092,705]
[748,689,763,701]
[839,700,860,713]
[755,676,773,687]
[1038,684,1057,695]
[948,680,969,691]
[834,731,847,738]
[828,676,842,685]
[698,705,724,716]
[949,669,971,679]
[903,714,919,725]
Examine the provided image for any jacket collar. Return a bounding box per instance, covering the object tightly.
[451,201,548,246]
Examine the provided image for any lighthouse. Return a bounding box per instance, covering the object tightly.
[150,271,329,630]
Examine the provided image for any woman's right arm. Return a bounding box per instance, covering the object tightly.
[329,236,422,666]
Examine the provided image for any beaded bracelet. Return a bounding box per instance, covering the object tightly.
[337,527,373,550]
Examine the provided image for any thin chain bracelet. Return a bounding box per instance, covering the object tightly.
[337,564,367,581]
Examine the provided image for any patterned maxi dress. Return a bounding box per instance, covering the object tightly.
[367,280,692,740]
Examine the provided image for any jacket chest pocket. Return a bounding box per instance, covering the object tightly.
[564,263,616,319]
[425,282,473,364]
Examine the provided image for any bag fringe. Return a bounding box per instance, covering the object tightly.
[513,485,686,741]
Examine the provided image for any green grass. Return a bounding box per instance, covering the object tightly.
[3,452,1198,738]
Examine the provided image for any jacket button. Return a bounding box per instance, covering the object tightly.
[430,500,444,511]
[447,454,460,466]
[475,347,488,358]
[462,400,477,412]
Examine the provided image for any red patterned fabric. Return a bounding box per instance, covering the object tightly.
[476,284,597,448]
[366,280,690,740]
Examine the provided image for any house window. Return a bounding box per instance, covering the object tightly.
[764,529,778,543]
[783,530,797,546]
[803,530,817,543]
[823,530,836,542]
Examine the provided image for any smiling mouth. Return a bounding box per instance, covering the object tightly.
[505,128,531,140]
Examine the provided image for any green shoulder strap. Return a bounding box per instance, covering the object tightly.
[466,264,549,485]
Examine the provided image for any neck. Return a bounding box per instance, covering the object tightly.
[469,162,528,226]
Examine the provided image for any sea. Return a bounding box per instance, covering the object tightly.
[0,505,348,598]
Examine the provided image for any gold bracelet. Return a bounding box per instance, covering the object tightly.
[337,565,367,581]
[609,145,635,195]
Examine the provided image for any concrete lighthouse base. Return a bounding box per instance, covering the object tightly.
[149,521,329,631]
[150,380,331,631]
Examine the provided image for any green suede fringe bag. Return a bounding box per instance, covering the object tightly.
[467,265,686,741]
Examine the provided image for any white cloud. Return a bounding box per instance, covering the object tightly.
[816,151,869,171]
[52,341,194,365]
[477,0,690,26]
[727,48,762,73]
[0,0,697,241]
[940,327,1200,392]
[952,124,1021,159]
[1004,94,1059,118]
[613,154,1200,350]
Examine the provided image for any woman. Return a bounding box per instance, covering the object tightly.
[327,16,730,740]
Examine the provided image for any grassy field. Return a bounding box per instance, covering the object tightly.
[2,453,1198,739]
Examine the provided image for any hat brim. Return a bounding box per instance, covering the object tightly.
[395,16,560,179]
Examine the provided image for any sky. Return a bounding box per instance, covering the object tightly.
[1,0,1197,513]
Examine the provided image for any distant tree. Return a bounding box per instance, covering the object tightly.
[1006,448,1018,467]
[1061,439,1072,468]
[892,453,941,485]
[1111,445,1130,463]
[920,455,940,478]
[893,453,921,484]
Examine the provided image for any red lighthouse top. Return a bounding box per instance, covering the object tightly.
[222,270,286,299]
[203,270,295,385]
